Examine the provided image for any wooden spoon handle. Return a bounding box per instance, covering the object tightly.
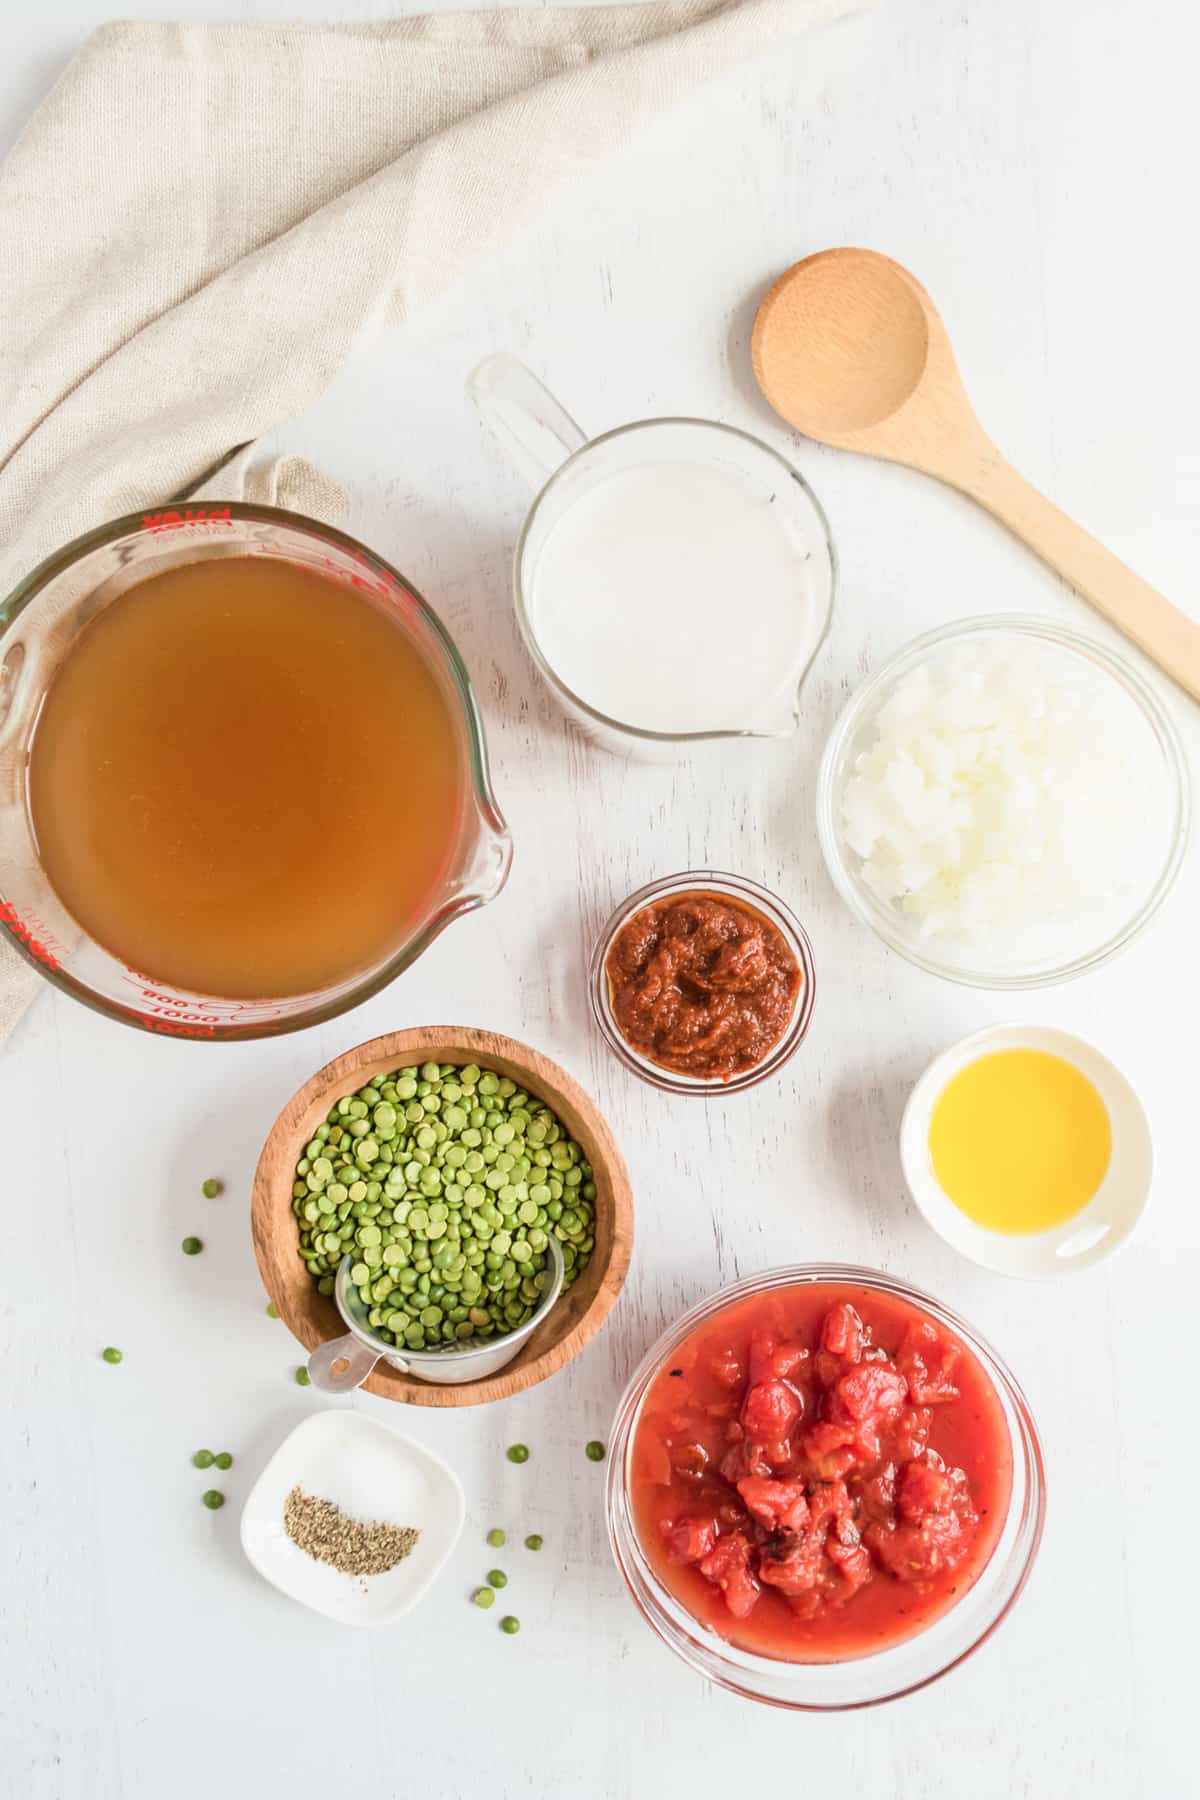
[962,452,1200,701]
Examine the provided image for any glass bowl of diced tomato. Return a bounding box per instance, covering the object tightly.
[606,1264,1044,1708]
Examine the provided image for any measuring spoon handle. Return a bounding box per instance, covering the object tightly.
[307,1333,379,1394]
[965,452,1200,702]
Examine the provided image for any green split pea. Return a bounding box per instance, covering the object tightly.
[289,1062,597,1351]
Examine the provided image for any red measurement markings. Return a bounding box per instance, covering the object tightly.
[248,543,411,606]
[0,899,62,970]
[131,1012,218,1039]
[140,507,233,532]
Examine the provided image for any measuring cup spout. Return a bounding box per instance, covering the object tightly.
[468,354,588,492]
[455,808,513,910]
[744,690,804,739]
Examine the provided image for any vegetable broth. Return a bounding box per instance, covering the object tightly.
[27,556,466,998]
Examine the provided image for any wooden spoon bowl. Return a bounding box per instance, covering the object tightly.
[752,247,1200,702]
[252,1026,633,1407]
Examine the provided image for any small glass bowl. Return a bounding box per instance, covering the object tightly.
[606,1264,1046,1710]
[816,615,1190,989]
[588,871,816,1096]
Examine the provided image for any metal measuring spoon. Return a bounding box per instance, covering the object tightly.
[307,1234,567,1393]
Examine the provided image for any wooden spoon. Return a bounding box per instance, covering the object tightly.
[752,247,1200,702]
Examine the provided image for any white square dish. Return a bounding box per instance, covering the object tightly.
[240,1409,464,1625]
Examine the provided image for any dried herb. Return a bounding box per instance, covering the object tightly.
[283,1485,419,1577]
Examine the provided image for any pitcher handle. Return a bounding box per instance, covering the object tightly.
[468,354,587,492]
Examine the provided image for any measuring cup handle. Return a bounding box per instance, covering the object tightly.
[468,354,587,492]
[307,1333,380,1394]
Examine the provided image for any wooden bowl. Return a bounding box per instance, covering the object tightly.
[252,1027,634,1407]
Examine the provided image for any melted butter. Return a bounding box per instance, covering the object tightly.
[928,1048,1112,1235]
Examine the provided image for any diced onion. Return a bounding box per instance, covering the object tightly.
[839,640,1167,956]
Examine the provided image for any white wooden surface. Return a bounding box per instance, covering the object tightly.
[3,3,1199,1796]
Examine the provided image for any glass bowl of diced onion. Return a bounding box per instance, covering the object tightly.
[816,615,1190,988]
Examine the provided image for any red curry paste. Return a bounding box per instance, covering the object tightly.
[605,891,801,1080]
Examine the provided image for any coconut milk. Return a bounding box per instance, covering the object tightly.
[528,459,818,735]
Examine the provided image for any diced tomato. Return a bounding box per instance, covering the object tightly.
[896,1458,953,1522]
[858,1463,897,1528]
[756,1476,870,1606]
[826,1537,873,1599]
[742,1379,802,1442]
[800,1419,858,1479]
[815,1301,869,1384]
[758,1536,825,1596]
[897,1321,961,1405]
[748,1332,807,1384]
[719,1436,772,1484]
[715,1497,747,1534]
[893,1405,932,1462]
[806,1478,856,1543]
[748,1332,779,1384]
[804,1420,854,1457]
[829,1361,908,1425]
[710,1349,743,1390]
[866,1506,972,1583]
[821,1302,865,1362]
[662,1516,718,1564]
[736,1476,811,1534]
[866,1455,978,1582]
[699,1535,761,1618]
[670,1442,710,1483]
[819,1362,906,1463]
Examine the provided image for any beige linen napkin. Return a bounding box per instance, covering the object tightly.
[0,0,861,1041]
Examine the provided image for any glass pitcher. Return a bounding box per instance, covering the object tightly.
[469,355,837,760]
[0,503,511,1040]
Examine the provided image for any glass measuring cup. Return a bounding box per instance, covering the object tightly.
[469,355,836,759]
[0,503,511,1040]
